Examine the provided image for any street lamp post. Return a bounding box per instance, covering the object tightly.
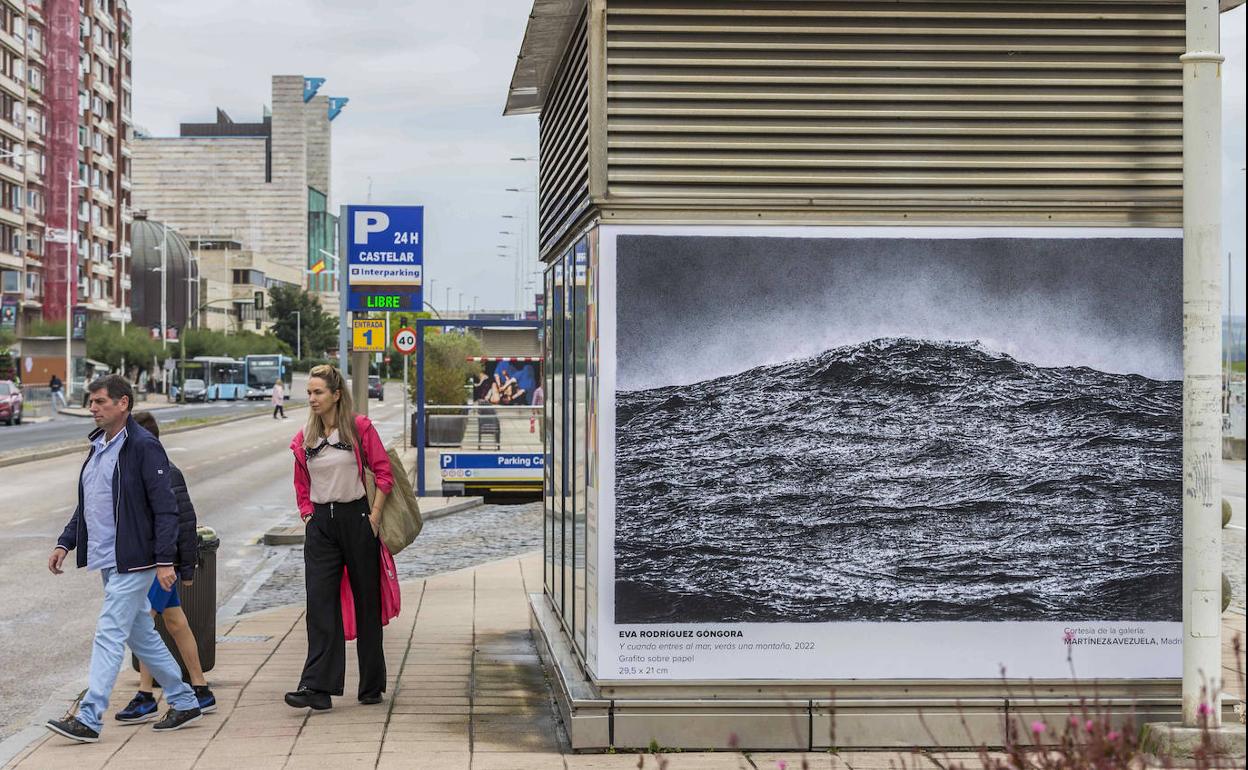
[158,222,173,349]
[500,229,522,318]
[62,174,90,400]
[106,251,126,376]
[506,185,537,319]
[293,310,302,360]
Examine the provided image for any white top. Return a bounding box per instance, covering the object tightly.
[307,430,366,504]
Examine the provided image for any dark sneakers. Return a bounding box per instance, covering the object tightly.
[45,716,100,743]
[193,685,217,714]
[115,691,159,723]
[151,706,203,732]
[358,693,383,705]
[284,688,332,711]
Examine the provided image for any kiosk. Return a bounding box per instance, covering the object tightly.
[505,0,1224,749]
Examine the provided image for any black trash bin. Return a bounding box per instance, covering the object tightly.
[131,529,219,680]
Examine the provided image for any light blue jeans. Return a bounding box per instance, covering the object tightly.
[77,568,198,732]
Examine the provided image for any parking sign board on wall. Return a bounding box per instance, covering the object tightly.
[346,205,424,312]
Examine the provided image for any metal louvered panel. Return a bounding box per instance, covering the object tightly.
[603,0,1185,225]
[539,8,592,256]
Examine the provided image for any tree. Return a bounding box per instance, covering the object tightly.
[86,321,164,377]
[410,329,483,408]
[269,285,338,359]
[182,328,290,359]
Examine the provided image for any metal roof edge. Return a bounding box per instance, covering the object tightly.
[503,0,586,116]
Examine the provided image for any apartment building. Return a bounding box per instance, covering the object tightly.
[0,0,133,339]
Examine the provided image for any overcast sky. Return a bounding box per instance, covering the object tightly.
[129,0,539,314]
[129,2,1243,319]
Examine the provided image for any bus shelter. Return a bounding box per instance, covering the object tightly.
[505,0,1231,751]
[413,319,543,497]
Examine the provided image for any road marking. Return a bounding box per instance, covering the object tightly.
[11,517,29,525]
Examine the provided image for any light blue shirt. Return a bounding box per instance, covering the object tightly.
[83,427,127,571]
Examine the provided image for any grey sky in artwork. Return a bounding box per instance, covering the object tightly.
[616,235,1183,391]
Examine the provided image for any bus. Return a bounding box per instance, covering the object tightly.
[175,357,246,401]
[245,354,293,400]
[198,356,246,400]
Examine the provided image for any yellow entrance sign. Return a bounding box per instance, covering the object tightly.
[352,319,386,352]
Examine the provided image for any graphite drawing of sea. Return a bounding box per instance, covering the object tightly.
[614,338,1181,624]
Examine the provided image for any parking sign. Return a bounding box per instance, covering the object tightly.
[346,205,424,312]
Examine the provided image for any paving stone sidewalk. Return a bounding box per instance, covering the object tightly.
[7,554,1244,770]
[243,501,542,614]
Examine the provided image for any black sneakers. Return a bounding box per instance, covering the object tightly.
[193,684,217,714]
[284,688,332,710]
[151,706,204,732]
[44,716,100,743]
[115,691,159,723]
[358,693,383,705]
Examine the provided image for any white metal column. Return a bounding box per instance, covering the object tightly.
[1180,0,1225,728]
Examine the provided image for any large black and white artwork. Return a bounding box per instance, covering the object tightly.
[613,232,1183,629]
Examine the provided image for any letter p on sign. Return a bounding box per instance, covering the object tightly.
[353,210,390,244]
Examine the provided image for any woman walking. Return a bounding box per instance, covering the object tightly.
[272,379,287,419]
[286,365,392,711]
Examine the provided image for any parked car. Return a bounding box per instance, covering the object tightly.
[181,378,208,402]
[368,375,384,401]
[0,380,23,425]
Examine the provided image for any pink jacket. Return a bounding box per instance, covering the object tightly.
[291,413,393,519]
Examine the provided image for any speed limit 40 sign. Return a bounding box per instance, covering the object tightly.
[393,327,418,355]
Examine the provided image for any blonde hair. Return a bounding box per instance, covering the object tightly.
[304,364,358,448]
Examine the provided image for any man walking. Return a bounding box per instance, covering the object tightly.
[45,375,204,743]
[49,374,66,410]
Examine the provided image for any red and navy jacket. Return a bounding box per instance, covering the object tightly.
[55,413,181,573]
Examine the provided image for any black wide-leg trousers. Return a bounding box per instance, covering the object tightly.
[300,496,386,698]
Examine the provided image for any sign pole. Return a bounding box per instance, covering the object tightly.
[337,205,349,372]
[416,324,426,496]
[351,315,369,418]
[392,326,418,450]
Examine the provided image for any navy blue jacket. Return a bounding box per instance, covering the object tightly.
[168,464,199,582]
[55,414,180,573]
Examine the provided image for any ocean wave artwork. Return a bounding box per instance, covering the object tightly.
[614,338,1182,624]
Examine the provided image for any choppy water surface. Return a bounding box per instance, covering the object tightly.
[615,339,1181,624]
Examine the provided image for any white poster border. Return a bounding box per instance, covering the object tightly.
[594,223,1183,683]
